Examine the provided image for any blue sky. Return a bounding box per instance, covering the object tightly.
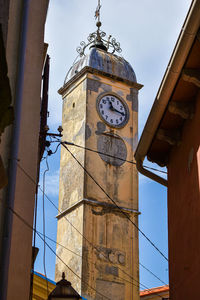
[34,0,192,292]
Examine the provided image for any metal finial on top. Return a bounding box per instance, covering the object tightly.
[95,0,101,24]
[62,272,65,280]
[95,0,102,36]
[76,0,122,57]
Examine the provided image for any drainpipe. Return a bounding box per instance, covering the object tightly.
[0,1,30,299]
[136,159,168,187]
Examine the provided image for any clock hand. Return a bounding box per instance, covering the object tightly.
[113,108,125,116]
[108,100,114,110]
[109,101,125,116]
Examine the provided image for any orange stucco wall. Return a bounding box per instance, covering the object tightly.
[168,90,200,299]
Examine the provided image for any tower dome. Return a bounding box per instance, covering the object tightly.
[63,7,137,87]
[64,47,137,84]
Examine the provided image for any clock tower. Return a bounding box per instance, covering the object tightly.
[56,4,143,300]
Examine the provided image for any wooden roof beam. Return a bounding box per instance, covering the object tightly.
[147,154,168,167]
[168,101,194,119]
[156,128,181,146]
[182,68,200,88]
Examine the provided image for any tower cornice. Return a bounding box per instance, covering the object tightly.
[58,66,143,96]
[56,198,140,220]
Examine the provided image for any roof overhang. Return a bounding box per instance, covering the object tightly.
[140,285,169,297]
[134,0,200,186]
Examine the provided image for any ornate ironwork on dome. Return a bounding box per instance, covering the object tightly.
[64,0,137,85]
[76,24,122,57]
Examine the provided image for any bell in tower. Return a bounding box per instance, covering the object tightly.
[55,2,143,299]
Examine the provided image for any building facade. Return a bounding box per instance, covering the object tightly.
[135,1,200,299]
[0,0,49,299]
[56,20,142,300]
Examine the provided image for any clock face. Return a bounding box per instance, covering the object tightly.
[97,94,129,128]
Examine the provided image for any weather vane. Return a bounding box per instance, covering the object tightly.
[95,0,101,23]
[76,0,122,57]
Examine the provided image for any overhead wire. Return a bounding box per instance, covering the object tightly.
[61,142,168,262]
[56,140,169,285]
[41,141,61,161]
[42,231,165,297]
[29,185,39,300]
[46,138,168,283]
[8,206,111,300]
[61,140,167,175]
[48,142,61,155]
[41,232,147,291]
[139,262,167,286]
[43,230,167,290]
[17,162,168,293]
[39,232,147,291]
[8,203,165,299]
[42,157,49,295]
[37,233,111,300]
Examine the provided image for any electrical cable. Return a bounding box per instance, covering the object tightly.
[29,188,39,300]
[44,138,168,285]
[43,231,167,293]
[61,142,168,262]
[61,140,167,175]
[41,141,61,161]
[37,233,111,300]
[139,262,167,286]
[50,142,61,155]
[8,206,111,300]
[35,226,167,295]
[41,231,165,298]
[8,203,165,299]
[41,232,146,290]
[42,157,49,295]
[17,162,168,291]
[39,163,168,286]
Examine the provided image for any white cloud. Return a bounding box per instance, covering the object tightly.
[40,169,60,197]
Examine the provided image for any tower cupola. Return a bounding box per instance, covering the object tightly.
[63,0,137,87]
